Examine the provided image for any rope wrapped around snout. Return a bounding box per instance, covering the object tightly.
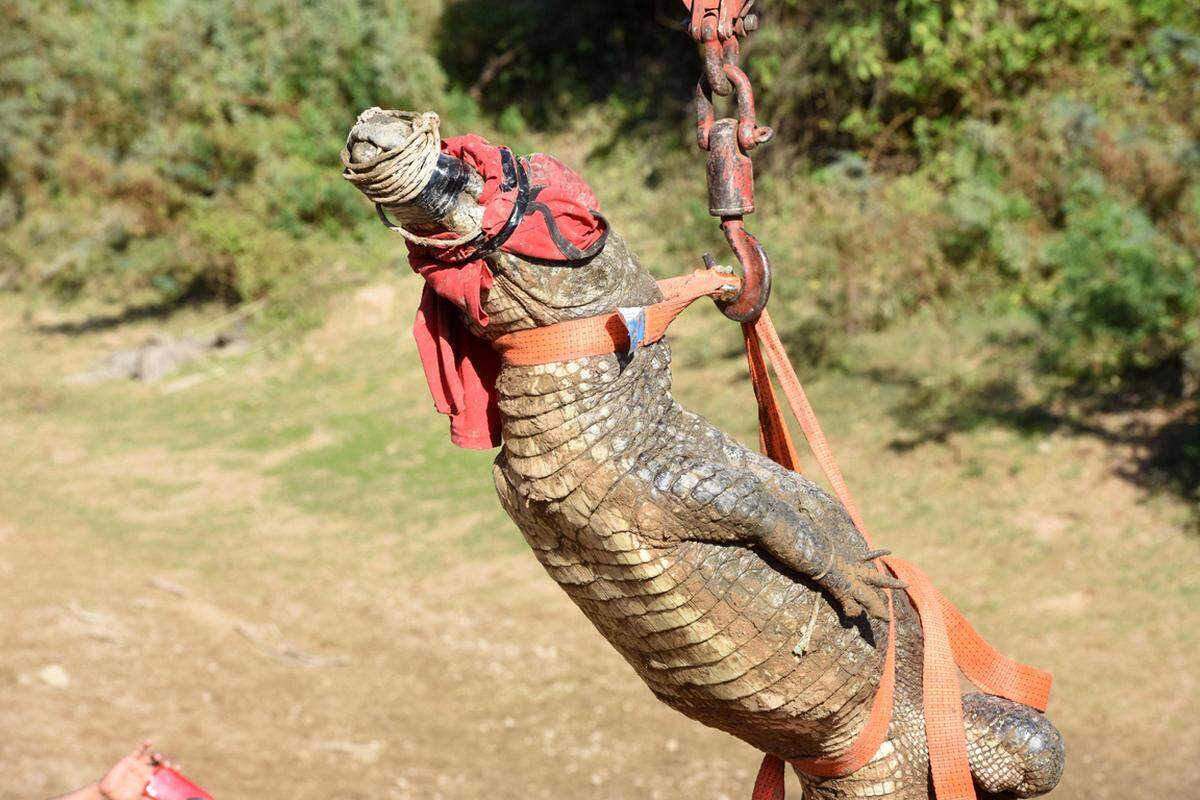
[340,108,481,247]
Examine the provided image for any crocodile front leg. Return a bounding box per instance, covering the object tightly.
[638,449,904,620]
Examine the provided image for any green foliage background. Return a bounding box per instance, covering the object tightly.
[1,0,1197,400]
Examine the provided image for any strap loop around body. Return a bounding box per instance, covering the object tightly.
[492,267,1053,800]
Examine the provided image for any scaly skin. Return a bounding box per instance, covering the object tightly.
[343,113,1065,798]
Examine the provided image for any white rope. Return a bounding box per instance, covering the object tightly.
[340,108,482,248]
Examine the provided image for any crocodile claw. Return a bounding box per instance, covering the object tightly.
[864,570,908,590]
[860,549,906,592]
[820,552,894,621]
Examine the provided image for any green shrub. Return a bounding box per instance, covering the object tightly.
[0,0,453,306]
[1030,187,1197,385]
[761,161,954,363]
[1,0,1198,411]
[748,0,1197,154]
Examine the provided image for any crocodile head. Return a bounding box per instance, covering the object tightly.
[343,107,486,240]
[343,108,661,333]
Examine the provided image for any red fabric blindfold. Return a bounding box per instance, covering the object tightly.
[405,135,606,448]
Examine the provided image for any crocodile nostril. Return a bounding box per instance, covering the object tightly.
[345,113,414,163]
[349,140,381,163]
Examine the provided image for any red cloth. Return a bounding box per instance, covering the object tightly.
[407,135,606,448]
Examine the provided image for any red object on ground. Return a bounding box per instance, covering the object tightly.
[143,767,213,800]
[406,134,607,449]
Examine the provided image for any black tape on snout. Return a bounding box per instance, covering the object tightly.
[432,148,607,267]
[436,148,529,264]
[413,153,473,219]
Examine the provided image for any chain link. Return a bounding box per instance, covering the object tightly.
[680,0,773,322]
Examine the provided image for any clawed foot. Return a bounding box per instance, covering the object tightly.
[819,548,906,620]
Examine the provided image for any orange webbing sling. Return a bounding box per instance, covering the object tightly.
[493,270,1053,800]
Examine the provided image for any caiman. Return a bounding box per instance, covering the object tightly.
[340,108,1065,799]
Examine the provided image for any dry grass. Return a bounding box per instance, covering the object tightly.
[0,279,1196,799]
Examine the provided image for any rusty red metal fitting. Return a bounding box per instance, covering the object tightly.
[693,27,772,152]
[683,0,772,322]
[684,0,753,42]
[715,219,771,322]
[696,74,773,153]
[700,31,731,96]
[705,119,754,216]
[721,63,774,152]
[689,3,750,97]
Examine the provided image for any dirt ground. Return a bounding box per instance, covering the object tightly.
[1,277,1197,799]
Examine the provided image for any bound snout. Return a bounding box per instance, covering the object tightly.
[345,107,414,164]
[341,107,484,244]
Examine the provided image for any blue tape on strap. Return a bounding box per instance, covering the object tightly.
[617,306,648,356]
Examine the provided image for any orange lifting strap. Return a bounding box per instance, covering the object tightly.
[495,269,1054,800]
